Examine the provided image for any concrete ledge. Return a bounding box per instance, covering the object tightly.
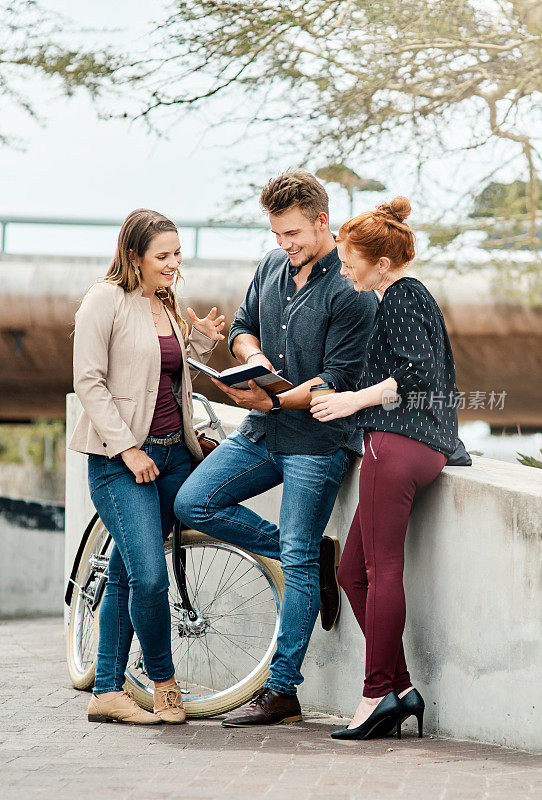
[0,497,64,618]
[66,394,542,751]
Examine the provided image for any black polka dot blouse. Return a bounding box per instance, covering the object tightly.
[356,277,459,456]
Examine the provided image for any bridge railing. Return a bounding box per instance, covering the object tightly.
[0,215,270,259]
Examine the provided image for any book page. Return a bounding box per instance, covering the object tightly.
[185,358,220,378]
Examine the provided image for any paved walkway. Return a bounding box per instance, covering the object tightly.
[1,618,541,800]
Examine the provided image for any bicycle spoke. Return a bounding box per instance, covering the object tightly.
[185,632,191,692]
[208,611,276,621]
[213,571,269,604]
[210,586,272,617]
[207,624,261,663]
[212,551,234,602]
[211,556,246,601]
[202,634,215,692]
[179,554,198,605]
[189,547,202,607]
[201,563,255,612]
[201,571,265,616]
[122,540,281,709]
[207,629,270,641]
[191,547,219,603]
[199,638,240,684]
[193,544,206,602]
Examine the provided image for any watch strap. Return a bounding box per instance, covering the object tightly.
[269,394,282,414]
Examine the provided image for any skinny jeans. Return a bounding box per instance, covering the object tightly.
[88,436,192,694]
[337,430,446,698]
[174,430,349,695]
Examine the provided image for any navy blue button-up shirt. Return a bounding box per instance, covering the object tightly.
[228,247,378,455]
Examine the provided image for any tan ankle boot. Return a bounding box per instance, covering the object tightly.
[88,691,160,725]
[154,683,186,724]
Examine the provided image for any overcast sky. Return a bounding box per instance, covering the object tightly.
[1,1,278,256]
[0,0,526,258]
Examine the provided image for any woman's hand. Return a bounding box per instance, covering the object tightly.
[310,391,361,422]
[186,306,226,342]
[121,447,160,483]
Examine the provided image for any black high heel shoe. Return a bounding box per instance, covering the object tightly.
[372,688,425,738]
[330,691,402,740]
[400,688,425,737]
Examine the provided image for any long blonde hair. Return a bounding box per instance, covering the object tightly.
[105,208,190,342]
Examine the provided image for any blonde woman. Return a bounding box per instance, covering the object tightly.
[69,209,225,725]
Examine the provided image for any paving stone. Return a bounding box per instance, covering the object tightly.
[1,618,541,799]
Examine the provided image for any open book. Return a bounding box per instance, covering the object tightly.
[187,358,294,393]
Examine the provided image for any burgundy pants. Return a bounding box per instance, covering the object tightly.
[337,430,446,698]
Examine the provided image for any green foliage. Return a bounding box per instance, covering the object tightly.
[316,164,385,194]
[0,420,65,468]
[131,2,541,175]
[516,449,542,468]
[471,181,542,219]
[120,0,542,253]
[0,0,117,147]
[425,179,542,251]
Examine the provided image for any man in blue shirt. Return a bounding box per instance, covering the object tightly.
[175,170,378,726]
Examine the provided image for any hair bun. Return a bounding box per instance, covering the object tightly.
[389,196,411,222]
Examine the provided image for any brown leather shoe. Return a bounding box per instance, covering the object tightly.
[154,683,187,724]
[319,535,341,631]
[88,690,160,725]
[222,688,302,727]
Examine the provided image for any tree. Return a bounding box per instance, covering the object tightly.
[128,0,541,248]
[426,178,542,250]
[471,179,542,219]
[316,164,386,216]
[1,0,116,147]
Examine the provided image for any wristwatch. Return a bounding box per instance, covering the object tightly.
[268,394,282,415]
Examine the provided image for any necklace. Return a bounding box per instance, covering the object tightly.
[151,299,163,327]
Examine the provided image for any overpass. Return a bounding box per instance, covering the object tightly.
[1,250,541,427]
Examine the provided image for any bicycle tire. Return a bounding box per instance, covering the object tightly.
[67,524,284,714]
[66,516,111,689]
[125,531,284,717]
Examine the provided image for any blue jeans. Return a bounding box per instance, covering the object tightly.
[88,435,192,694]
[174,430,349,695]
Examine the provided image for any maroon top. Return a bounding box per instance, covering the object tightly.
[148,334,184,436]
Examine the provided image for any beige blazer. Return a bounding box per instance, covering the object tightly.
[68,282,216,460]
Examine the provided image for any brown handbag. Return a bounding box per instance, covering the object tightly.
[195,430,219,459]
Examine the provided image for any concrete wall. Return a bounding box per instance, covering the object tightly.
[0,496,65,618]
[65,394,542,752]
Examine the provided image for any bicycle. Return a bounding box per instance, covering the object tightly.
[65,394,284,717]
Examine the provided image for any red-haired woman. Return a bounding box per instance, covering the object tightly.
[69,209,225,725]
[311,197,459,740]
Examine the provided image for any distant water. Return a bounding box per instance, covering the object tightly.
[460,422,542,465]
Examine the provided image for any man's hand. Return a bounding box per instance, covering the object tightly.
[186,306,226,341]
[121,447,160,483]
[245,352,276,372]
[211,378,274,411]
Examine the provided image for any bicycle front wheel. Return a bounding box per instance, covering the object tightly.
[66,516,112,689]
[125,530,284,717]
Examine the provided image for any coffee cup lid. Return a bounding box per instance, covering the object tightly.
[310,382,335,391]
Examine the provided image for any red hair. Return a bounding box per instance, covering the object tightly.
[337,196,415,268]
